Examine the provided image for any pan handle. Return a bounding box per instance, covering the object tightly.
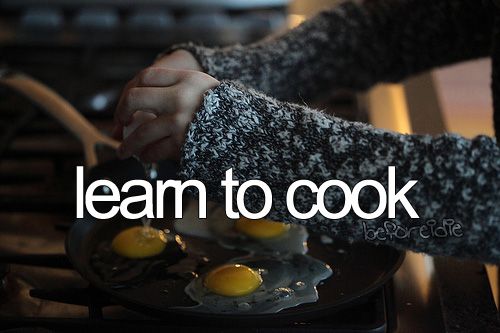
[0,71,119,168]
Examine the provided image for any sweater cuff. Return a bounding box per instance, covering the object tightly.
[179,80,248,193]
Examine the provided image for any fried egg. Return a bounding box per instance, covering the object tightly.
[235,217,290,239]
[111,226,167,259]
[183,254,332,314]
[174,201,308,255]
[210,216,309,255]
[203,264,262,297]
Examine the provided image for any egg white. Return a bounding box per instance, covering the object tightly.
[174,200,309,255]
[181,254,332,314]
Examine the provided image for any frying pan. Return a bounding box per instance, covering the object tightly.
[0,71,404,326]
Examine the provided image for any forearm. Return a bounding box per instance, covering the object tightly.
[174,0,493,102]
[180,81,500,263]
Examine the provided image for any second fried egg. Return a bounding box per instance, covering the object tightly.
[210,217,309,255]
[174,201,309,255]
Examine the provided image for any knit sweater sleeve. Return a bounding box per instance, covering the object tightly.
[180,81,500,263]
[169,0,493,102]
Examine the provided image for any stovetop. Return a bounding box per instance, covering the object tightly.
[0,75,383,333]
[0,8,369,330]
[0,65,373,333]
[0,215,395,332]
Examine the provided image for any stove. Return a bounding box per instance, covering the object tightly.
[0,1,498,332]
[1,206,396,332]
[0,236,395,332]
[0,63,385,333]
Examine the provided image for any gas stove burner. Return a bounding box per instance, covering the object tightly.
[0,67,15,79]
[0,263,10,299]
[0,264,9,279]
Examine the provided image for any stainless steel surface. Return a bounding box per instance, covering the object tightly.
[392,253,445,332]
[389,73,448,333]
[397,72,499,332]
[403,73,447,136]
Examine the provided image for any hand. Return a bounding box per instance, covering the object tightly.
[111,49,202,139]
[114,67,219,162]
[153,49,203,72]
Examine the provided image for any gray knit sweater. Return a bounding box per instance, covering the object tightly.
[172,0,500,263]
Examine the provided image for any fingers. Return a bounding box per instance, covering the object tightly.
[115,76,141,125]
[112,123,123,140]
[115,87,176,125]
[113,67,219,163]
[153,50,203,72]
[139,136,180,163]
[136,67,183,87]
[114,68,185,125]
[118,114,176,159]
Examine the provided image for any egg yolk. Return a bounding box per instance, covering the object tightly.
[111,226,167,259]
[235,217,290,239]
[204,264,262,297]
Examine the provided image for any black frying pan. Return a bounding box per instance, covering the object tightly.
[1,71,404,326]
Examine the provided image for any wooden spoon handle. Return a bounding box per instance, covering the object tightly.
[0,72,119,168]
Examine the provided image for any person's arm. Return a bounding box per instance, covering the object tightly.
[164,0,494,102]
[180,80,500,263]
